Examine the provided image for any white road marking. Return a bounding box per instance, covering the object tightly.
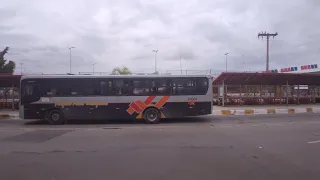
[307,140,320,144]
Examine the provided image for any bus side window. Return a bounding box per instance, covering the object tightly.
[133,79,150,96]
[81,79,100,96]
[113,79,129,96]
[100,81,108,95]
[155,79,171,95]
[172,79,184,95]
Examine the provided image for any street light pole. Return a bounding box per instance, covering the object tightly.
[68,47,75,74]
[152,50,158,73]
[20,63,23,75]
[242,54,245,71]
[224,53,229,72]
[242,54,244,65]
[180,55,183,74]
[92,63,96,75]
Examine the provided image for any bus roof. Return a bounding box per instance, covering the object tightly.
[21,74,212,80]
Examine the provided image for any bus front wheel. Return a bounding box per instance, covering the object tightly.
[143,108,160,124]
[48,110,65,125]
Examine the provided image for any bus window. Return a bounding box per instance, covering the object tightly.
[22,83,41,104]
[113,79,129,96]
[133,79,150,95]
[100,81,108,95]
[172,78,208,95]
[25,85,33,96]
[100,80,113,96]
[81,79,100,96]
[172,79,184,95]
[155,79,171,95]
[41,79,62,97]
[196,78,209,94]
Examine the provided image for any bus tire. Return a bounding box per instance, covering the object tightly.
[48,109,65,125]
[143,108,160,124]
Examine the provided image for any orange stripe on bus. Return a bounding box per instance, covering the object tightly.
[130,102,143,113]
[136,100,147,110]
[155,96,170,108]
[144,96,156,105]
[127,107,135,114]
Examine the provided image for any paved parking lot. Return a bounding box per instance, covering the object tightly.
[0,114,320,180]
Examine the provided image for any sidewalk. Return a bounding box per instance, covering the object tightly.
[212,104,320,116]
[0,110,19,119]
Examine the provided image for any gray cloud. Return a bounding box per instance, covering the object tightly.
[0,0,320,74]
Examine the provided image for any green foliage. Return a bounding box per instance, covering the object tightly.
[0,47,16,74]
[111,66,132,75]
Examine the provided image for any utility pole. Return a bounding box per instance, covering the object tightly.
[224,53,229,72]
[68,47,75,74]
[258,31,278,71]
[152,50,158,73]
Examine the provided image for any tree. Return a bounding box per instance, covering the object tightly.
[111,66,132,75]
[0,47,16,74]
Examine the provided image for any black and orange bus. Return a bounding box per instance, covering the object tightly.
[19,75,212,124]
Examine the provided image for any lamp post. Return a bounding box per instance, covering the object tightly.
[20,63,24,75]
[68,47,75,73]
[224,53,229,72]
[152,50,158,73]
[92,63,96,75]
[180,55,182,74]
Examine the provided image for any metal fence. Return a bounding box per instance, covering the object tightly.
[0,87,19,109]
[213,85,320,106]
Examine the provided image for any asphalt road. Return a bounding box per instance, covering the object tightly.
[0,114,320,180]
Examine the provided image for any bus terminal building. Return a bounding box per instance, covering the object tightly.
[213,72,320,106]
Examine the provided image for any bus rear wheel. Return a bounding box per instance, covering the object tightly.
[48,110,65,125]
[143,108,160,124]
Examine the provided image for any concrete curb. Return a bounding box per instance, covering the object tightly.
[0,112,19,120]
[212,108,320,116]
[0,114,11,119]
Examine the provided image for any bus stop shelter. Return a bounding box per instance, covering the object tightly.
[212,72,320,106]
[0,75,21,109]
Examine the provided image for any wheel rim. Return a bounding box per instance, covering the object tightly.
[51,113,60,121]
[147,110,158,122]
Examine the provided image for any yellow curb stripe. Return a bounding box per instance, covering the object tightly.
[244,109,254,115]
[267,109,276,114]
[306,108,313,113]
[221,110,231,115]
[0,114,10,119]
[288,109,295,114]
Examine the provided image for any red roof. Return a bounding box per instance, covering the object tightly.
[0,74,22,87]
[213,72,320,85]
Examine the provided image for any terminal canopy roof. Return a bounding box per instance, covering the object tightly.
[0,75,22,88]
[213,72,320,85]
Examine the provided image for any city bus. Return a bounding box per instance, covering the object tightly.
[19,75,213,124]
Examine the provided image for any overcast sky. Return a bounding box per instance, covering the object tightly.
[1,0,319,75]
